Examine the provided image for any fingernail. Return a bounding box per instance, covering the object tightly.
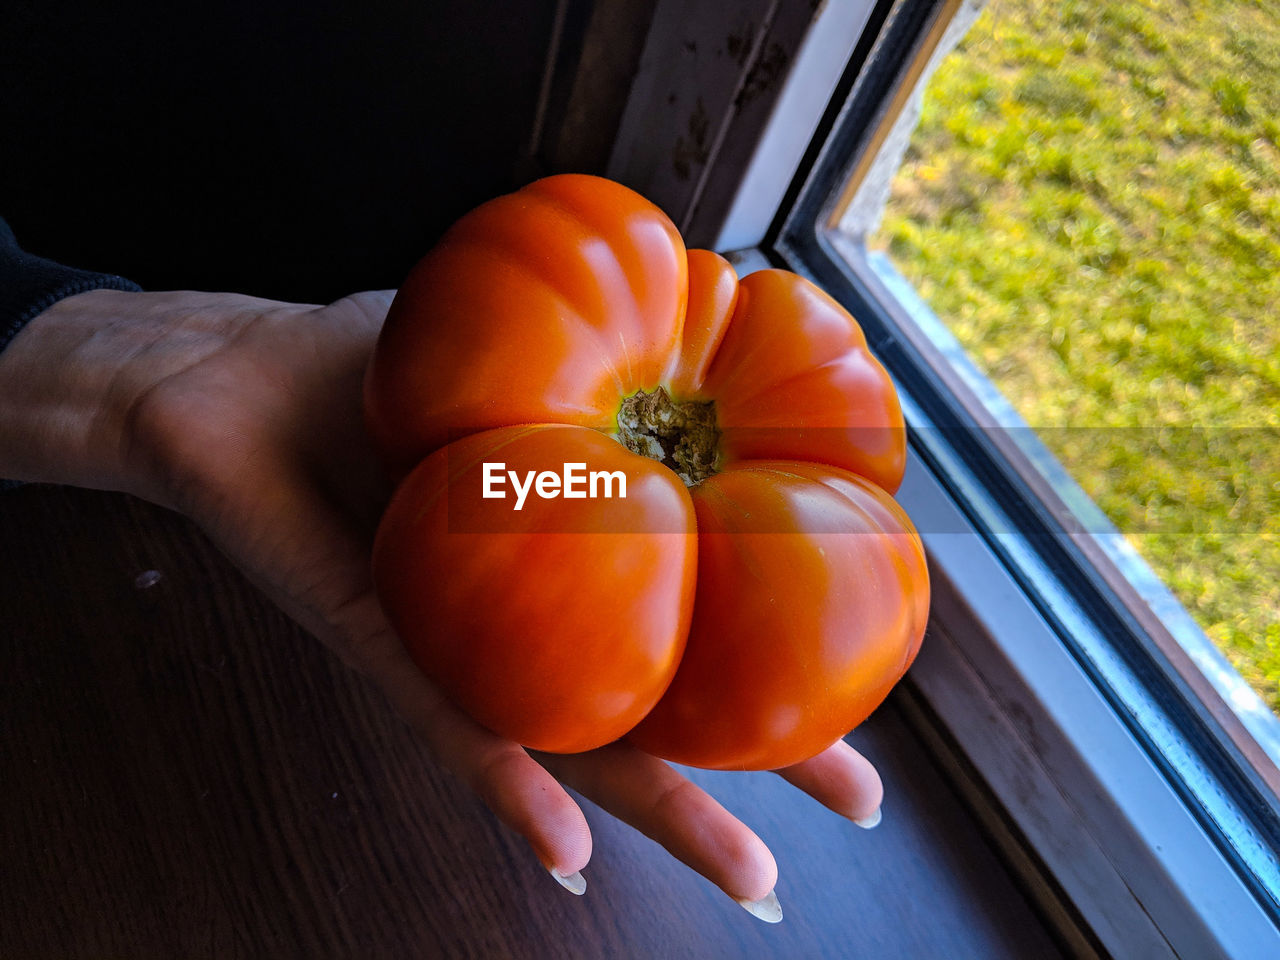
[736,889,783,923]
[549,867,587,896]
[854,806,882,830]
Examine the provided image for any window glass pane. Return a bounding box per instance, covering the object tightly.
[866,0,1279,711]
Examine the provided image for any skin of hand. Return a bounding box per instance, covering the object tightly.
[0,288,884,915]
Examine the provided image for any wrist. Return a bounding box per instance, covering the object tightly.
[0,288,277,502]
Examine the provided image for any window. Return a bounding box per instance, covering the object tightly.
[602,0,1280,953]
[862,0,1280,725]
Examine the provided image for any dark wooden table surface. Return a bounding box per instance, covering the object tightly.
[2,484,1067,959]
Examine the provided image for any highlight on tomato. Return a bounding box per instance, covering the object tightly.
[366,174,929,771]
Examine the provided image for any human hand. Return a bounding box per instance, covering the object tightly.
[0,288,885,919]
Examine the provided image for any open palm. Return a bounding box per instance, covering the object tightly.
[29,287,885,918]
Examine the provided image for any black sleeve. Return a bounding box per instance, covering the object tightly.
[0,217,142,355]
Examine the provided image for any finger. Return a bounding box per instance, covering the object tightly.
[540,742,778,904]
[252,562,595,883]
[372,649,595,883]
[204,464,594,882]
[774,738,883,827]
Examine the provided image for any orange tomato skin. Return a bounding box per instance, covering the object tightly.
[367,174,929,768]
[700,269,906,494]
[371,424,697,754]
[666,248,739,396]
[364,175,688,475]
[626,461,929,770]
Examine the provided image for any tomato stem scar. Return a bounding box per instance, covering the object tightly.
[615,387,720,485]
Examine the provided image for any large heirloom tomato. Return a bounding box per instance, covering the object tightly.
[366,174,928,770]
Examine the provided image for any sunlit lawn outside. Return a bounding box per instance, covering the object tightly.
[872,0,1280,707]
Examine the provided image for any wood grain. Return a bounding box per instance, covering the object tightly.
[1,484,1067,959]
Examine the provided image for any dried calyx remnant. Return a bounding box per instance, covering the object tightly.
[616,387,720,485]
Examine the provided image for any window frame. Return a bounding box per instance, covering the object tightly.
[780,0,1280,796]
[600,0,1280,954]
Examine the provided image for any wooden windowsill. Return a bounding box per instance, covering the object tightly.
[1,484,1065,958]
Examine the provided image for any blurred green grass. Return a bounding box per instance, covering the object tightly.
[872,0,1280,707]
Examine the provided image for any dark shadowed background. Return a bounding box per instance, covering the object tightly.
[2,0,569,302]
